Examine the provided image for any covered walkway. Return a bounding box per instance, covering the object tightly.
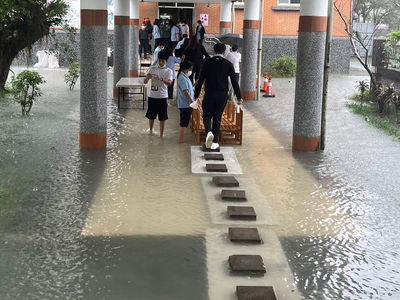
[1,65,400,298]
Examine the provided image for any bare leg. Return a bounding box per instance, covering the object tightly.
[149,119,155,133]
[160,121,165,138]
[178,127,186,143]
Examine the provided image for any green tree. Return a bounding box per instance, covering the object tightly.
[353,0,400,29]
[0,0,68,90]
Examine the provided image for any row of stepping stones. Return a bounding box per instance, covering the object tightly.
[202,146,277,300]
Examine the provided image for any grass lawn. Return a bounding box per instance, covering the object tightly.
[347,102,400,140]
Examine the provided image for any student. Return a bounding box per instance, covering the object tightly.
[152,19,161,48]
[160,20,171,48]
[144,50,173,138]
[152,42,165,66]
[180,21,190,37]
[165,48,181,99]
[177,60,195,143]
[170,21,180,49]
[194,20,205,45]
[139,23,149,59]
[226,44,242,84]
[175,34,189,58]
[182,36,210,83]
[194,43,242,149]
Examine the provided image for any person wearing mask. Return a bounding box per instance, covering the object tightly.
[152,19,161,48]
[182,36,210,83]
[144,50,173,138]
[177,60,195,143]
[170,21,180,49]
[180,21,190,37]
[194,20,205,45]
[225,44,242,84]
[152,42,165,66]
[160,19,171,48]
[165,48,181,99]
[194,43,242,150]
[139,23,149,59]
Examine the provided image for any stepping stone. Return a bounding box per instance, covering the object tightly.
[204,153,224,161]
[221,189,247,201]
[227,206,256,220]
[229,228,261,243]
[212,176,239,187]
[202,145,220,152]
[206,164,228,173]
[236,286,277,300]
[228,255,266,274]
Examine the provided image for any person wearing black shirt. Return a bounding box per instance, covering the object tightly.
[195,20,206,45]
[182,36,210,83]
[194,43,243,149]
[139,23,149,59]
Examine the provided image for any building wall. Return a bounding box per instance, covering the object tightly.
[139,2,158,25]
[263,0,351,37]
[195,4,221,34]
[137,0,352,38]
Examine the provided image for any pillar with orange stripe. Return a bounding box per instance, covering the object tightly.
[292,0,328,152]
[80,0,108,149]
[113,0,130,98]
[220,0,232,35]
[241,0,260,101]
[129,0,139,77]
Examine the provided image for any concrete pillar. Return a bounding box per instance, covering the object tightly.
[292,0,328,152]
[129,0,139,77]
[113,0,130,98]
[220,0,232,35]
[241,0,260,101]
[80,0,108,149]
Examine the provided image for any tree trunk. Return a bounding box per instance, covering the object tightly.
[0,55,13,90]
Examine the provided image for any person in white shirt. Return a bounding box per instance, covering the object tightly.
[180,21,190,36]
[144,50,173,137]
[225,44,242,84]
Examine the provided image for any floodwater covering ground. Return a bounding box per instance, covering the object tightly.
[0,65,399,300]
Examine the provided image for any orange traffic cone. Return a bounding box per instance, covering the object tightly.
[263,76,276,98]
[260,73,269,92]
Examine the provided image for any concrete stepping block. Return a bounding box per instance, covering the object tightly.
[206,164,228,173]
[202,145,220,152]
[221,189,247,201]
[227,206,256,220]
[212,176,239,187]
[228,255,266,274]
[229,228,261,243]
[236,286,277,300]
[204,153,224,161]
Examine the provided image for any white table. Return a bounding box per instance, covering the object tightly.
[116,77,147,109]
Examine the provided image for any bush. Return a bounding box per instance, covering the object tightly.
[10,70,45,116]
[269,56,297,78]
[64,62,80,90]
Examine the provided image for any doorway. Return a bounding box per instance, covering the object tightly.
[159,3,194,26]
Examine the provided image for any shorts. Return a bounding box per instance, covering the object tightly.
[146,97,168,121]
[179,107,193,127]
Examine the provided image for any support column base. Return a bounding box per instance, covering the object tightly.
[292,136,320,152]
[113,88,120,98]
[80,133,107,149]
[242,91,257,101]
[128,70,139,77]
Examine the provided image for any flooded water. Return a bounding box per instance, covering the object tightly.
[0,66,400,299]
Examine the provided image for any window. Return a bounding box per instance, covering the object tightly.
[278,0,300,5]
